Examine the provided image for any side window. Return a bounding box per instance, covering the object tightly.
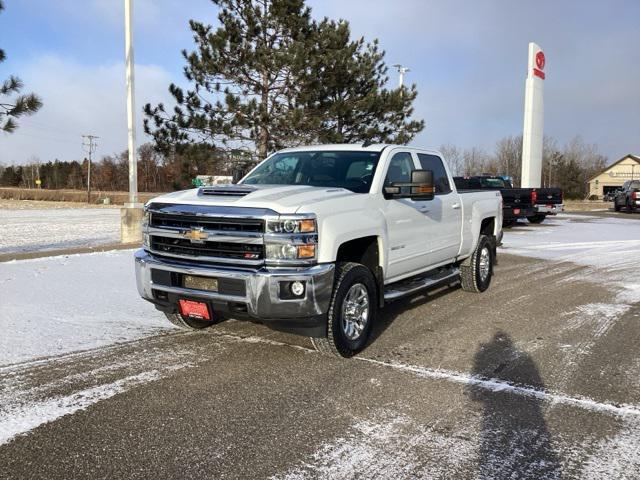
[384,152,414,186]
[417,153,452,194]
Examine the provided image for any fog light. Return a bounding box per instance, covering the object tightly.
[290,281,305,297]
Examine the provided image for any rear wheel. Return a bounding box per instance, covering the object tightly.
[626,201,635,213]
[311,262,377,358]
[164,312,220,330]
[460,235,494,293]
[527,214,546,224]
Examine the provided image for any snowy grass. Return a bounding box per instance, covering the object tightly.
[0,250,172,366]
[0,208,120,254]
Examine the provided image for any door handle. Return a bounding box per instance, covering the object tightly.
[452,203,461,209]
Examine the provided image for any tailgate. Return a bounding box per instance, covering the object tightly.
[535,188,563,204]
[500,188,534,207]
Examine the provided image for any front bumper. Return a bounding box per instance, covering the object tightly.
[535,203,564,215]
[134,250,335,333]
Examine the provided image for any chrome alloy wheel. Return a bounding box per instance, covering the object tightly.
[479,246,491,282]
[341,283,370,340]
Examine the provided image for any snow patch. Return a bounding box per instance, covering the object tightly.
[0,250,172,365]
[0,370,163,445]
[272,409,475,479]
[580,418,640,479]
[0,208,120,254]
[356,357,640,418]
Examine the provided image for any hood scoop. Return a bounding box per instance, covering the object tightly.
[198,184,257,197]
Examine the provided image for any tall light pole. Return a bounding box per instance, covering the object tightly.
[392,64,410,89]
[125,0,138,206]
[121,0,143,244]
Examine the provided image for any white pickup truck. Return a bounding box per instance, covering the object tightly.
[135,144,503,357]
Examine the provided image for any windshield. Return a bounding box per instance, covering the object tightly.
[241,151,381,193]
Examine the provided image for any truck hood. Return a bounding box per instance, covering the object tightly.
[146,184,360,214]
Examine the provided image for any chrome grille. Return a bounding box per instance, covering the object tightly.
[150,213,263,233]
[145,203,273,266]
[151,236,264,261]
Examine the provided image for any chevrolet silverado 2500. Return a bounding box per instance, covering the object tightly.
[135,144,503,357]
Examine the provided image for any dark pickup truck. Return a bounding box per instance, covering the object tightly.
[613,180,640,213]
[454,175,563,226]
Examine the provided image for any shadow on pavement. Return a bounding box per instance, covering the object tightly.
[470,331,562,480]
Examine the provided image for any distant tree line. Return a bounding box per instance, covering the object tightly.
[0,143,234,192]
[0,135,608,199]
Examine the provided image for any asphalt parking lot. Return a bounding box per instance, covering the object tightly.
[1,213,640,479]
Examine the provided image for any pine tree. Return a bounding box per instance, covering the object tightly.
[0,1,42,133]
[144,0,424,160]
[301,18,424,144]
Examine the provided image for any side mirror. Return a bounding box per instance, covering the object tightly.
[384,169,435,201]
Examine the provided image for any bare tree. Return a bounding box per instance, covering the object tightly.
[439,144,464,176]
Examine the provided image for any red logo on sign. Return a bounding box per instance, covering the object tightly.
[533,50,546,80]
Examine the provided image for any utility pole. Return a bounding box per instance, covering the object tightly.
[392,64,410,89]
[82,134,99,204]
[125,0,138,205]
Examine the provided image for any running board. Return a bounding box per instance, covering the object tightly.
[384,267,460,302]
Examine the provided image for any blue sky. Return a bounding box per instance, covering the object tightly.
[1,0,638,165]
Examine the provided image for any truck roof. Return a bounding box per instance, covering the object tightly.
[277,143,391,153]
[276,144,444,157]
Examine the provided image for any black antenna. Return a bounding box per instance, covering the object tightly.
[362,139,374,147]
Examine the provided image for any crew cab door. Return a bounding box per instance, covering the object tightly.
[414,153,462,264]
[381,151,432,279]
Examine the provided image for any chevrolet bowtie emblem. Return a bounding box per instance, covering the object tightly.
[183,228,208,243]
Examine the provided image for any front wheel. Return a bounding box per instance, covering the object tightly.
[460,235,495,293]
[311,262,377,358]
[527,214,547,224]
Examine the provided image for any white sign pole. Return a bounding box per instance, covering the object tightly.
[521,42,545,188]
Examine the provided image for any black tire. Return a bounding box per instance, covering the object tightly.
[164,312,220,330]
[626,201,635,213]
[502,219,515,228]
[460,235,494,293]
[311,262,377,358]
[527,214,546,224]
[614,202,621,212]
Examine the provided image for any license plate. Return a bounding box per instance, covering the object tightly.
[513,208,521,215]
[183,275,218,292]
[179,299,211,320]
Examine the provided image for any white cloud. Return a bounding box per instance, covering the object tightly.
[0,55,173,165]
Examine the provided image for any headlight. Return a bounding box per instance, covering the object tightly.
[266,217,316,233]
[265,215,317,263]
[265,243,316,261]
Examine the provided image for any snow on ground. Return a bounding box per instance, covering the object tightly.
[0,250,172,366]
[501,214,640,304]
[0,208,120,254]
